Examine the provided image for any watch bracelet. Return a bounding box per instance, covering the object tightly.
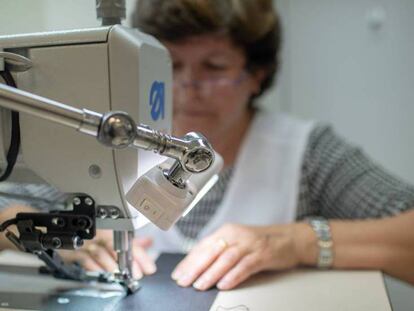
[307,217,333,268]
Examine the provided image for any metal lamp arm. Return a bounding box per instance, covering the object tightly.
[0,82,214,176]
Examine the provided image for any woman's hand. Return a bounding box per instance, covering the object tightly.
[171,223,315,291]
[59,229,157,279]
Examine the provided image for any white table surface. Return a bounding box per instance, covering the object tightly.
[0,250,413,311]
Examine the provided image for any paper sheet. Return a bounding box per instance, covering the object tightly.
[210,269,392,311]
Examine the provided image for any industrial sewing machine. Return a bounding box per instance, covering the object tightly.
[0,5,222,294]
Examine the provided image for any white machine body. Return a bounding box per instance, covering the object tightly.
[0,26,173,231]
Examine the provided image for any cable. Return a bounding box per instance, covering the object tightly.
[0,70,20,181]
[0,218,17,232]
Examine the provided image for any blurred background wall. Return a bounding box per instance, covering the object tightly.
[1,0,413,184]
[273,0,414,185]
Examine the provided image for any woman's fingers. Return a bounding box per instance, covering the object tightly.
[62,233,157,279]
[172,238,228,287]
[95,239,117,260]
[84,244,118,272]
[132,259,143,279]
[60,249,102,272]
[132,244,157,275]
[82,241,155,278]
[135,237,153,249]
[217,253,263,290]
[80,255,104,272]
[193,246,244,290]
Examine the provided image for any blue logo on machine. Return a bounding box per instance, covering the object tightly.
[149,81,165,121]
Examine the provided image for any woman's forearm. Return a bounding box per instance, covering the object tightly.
[332,209,414,283]
[297,209,414,284]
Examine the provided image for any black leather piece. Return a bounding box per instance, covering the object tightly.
[116,253,219,311]
[0,253,219,310]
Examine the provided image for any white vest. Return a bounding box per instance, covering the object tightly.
[137,112,315,253]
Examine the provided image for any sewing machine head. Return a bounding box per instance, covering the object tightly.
[1,25,172,230]
[0,25,223,293]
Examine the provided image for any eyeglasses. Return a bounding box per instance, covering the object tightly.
[173,71,248,91]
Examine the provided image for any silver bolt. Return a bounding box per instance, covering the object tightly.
[73,236,83,249]
[109,207,120,219]
[85,197,93,206]
[194,154,209,168]
[73,197,81,205]
[186,149,212,172]
[97,207,108,219]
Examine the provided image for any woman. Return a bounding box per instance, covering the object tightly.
[130,0,414,291]
[1,0,413,290]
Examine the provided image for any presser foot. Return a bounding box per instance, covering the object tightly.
[113,271,140,294]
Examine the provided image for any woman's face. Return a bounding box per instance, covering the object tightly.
[163,34,262,141]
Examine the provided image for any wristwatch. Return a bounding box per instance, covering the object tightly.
[307,217,334,269]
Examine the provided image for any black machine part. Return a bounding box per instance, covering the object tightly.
[0,195,120,286]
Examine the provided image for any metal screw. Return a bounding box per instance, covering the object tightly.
[73,236,83,249]
[84,197,93,206]
[51,217,65,228]
[73,197,81,206]
[186,149,212,172]
[194,155,209,170]
[76,218,88,229]
[97,207,108,219]
[109,207,120,219]
[88,164,102,179]
[52,237,62,249]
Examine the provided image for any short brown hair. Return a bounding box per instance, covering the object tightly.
[131,0,282,102]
